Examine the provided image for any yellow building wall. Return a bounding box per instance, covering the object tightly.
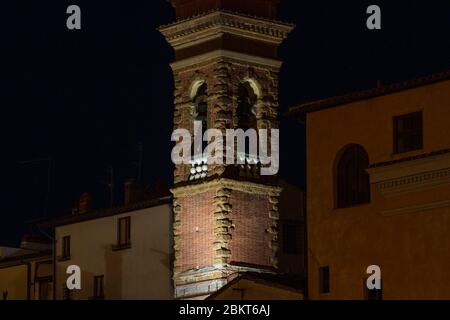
[306,79,450,300]
[0,265,28,300]
[211,279,303,300]
[0,258,53,300]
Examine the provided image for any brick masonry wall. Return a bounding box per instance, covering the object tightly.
[175,186,277,274]
[229,190,273,267]
[172,60,280,184]
[178,190,215,272]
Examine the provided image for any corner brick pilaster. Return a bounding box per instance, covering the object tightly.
[212,188,233,264]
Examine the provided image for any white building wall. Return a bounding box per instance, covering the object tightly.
[55,203,173,300]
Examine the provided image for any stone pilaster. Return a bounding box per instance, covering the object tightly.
[212,188,233,264]
[268,191,281,268]
[172,198,183,275]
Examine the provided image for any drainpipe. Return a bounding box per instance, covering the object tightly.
[24,262,31,300]
[303,192,309,300]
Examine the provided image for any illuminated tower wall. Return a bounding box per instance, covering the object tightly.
[160,0,294,299]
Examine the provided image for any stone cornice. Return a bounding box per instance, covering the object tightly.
[174,264,274,286]
[170,49,283,72]
[368,151,450,197]
[159,10,294,49]
[171,178,282,197]
[381,200,450,217]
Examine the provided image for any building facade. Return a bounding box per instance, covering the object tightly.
[289,72,450,300]
[160,0,296,299]
[0,236,53,300]
[43,193,173,300]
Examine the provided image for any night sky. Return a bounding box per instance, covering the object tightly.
[1,1,449,245]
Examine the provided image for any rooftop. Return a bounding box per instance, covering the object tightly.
[39,196,172,229]
[370,148,450,169]
[287,70,450,121]
[0,248,52,265]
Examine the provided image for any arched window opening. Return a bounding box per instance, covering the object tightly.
[193,82,208,134]
[236,82,260,175]
[336,145,371,208]
[190,82,209,181]
[237,82,257,131]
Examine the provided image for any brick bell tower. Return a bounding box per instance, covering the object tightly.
[160,0,294,299]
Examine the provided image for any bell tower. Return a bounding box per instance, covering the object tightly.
[160,0,294,299]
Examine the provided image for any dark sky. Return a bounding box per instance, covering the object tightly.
[0,0,449,245]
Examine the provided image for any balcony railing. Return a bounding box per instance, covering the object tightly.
[189,155,208,181]
[237,153,261,177]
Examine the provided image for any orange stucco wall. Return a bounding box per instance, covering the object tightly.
[306,79,450,300]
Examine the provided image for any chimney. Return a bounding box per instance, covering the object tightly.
[124,179,144,205]
[77,192,92,214]
[20,234,52,252]
[144,180,170,199]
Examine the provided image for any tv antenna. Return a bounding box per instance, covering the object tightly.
[100,165,115,208]
[137,142,144,182]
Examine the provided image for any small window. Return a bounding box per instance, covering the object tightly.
[118,217,131,247]
[93,276,104,299]
[319,266,330,294]
[394,111,423,154]
[38,280,51,300]
[364,279,383,300]
[282,223,301,254]
[62,236,71,259]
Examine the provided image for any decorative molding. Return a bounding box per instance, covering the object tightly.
[368,151,450,197]
[381,200,450,217]
[171,50,283,72]
[171,178,282,198]
[175,265,275,285]
[159,11,294,49]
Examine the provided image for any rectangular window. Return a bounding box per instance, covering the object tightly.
[319,266,330,294]
[282,223,300,254]
[118,217,131,247]
[62,236,71,259]
[394,111,423,154]
[38,280,50,300]
[93,276,104,299]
